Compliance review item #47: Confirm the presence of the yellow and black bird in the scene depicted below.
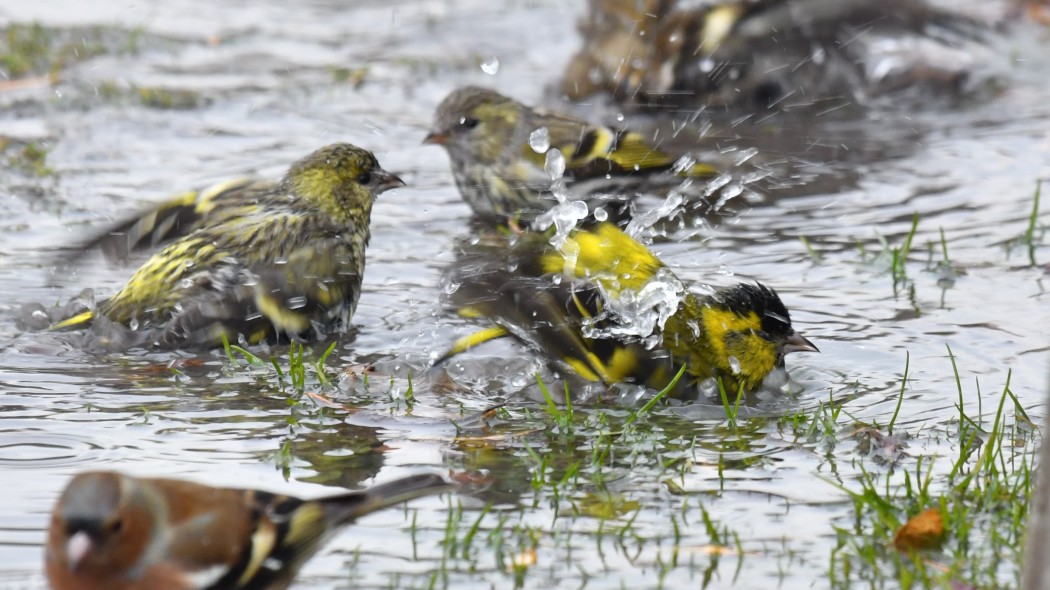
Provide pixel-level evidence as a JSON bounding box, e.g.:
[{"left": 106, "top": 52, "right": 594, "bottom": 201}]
[
  {"left": 46, "top": 470, "right": 451, "bottom": 590},
  {"left": 439, "top": 223, "right": 817, "bottom": 398},
  {"left": 424, "top": 86, "right": 717, "bottom": 224},
  {"left": 50, "top": 143, "right": 403, "bottom": 350}
]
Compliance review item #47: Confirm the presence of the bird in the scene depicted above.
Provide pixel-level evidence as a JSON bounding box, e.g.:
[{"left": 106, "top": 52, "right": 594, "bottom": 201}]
[
  {"left": 48, "top": 143, "right": 404, "bottom": 350},
  {"left": 563, "top": 0, "right": 992, "bottom": 111},
  {"left": 423, "top": 86, "right": 717, "bottom": 224},
  {"left": 45, "top": 470, "right": 451, "bottom": 590},
  {"left": 437, "top": 222, "right": 818, "bottom": 398}
]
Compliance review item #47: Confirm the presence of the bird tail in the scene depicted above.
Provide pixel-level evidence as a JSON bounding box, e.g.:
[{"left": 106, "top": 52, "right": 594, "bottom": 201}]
[
  {"left": 324, "top": 473, "right": 452, "bottom": 524},
  {"left": 49, "top": 309, "right": 95, "bottom": 331}
]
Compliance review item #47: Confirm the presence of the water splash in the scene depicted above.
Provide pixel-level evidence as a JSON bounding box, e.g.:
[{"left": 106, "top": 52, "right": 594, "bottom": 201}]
[{"left": 582, "top": 267, "right": 686, "bottom": 343}]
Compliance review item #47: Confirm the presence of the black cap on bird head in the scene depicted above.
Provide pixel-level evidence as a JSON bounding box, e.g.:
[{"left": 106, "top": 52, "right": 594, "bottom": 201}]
[{"left": 718, "top": 283, "right": 818, "bottom": 354}]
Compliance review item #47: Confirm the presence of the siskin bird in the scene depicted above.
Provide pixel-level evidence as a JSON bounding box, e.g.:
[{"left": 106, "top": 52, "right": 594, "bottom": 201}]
[
  {"left": 438, "top": 222, "right": 818, "bottom": 398},
  {"left": 45, "top": 470, "right": 451, "bottom": 590},
  {"left": 49, "top": 143, "right": 404, "bottom": 350},
  {"left": 423, "top": 86, "right": 717, "bottom": 224},
  {"left": 563, "top": 0, "right": 992, "bottom": 110}
]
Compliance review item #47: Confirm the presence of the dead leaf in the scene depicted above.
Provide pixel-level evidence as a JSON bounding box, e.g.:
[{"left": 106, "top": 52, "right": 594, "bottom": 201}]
[
  {"left": 894, "top": 507, "right": 945, "bottom": 552},
  {"left": 851, "top": 424, "right": 909, "bottom": 465},
  {"left": 447, "top": 469, "right": 494, "bottom": 486},
  {"left": 304, "top": 391, "right": 350, "bottom": 410}
]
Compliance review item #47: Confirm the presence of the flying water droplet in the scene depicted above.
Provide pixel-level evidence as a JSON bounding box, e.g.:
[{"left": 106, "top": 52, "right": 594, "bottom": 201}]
[
  {"left": 728, "top": 356, "right": 742, "bottom": 374},
  {"left": 544, "top": 149, "right": 566, "bottom": 180},
  {"left": 529, "top": 127, "right": 550, "bottom": 153},
  {"left": 733, "top": 147, "right": 759, "bottom": 166},
  {"left": 672, "top": 155, "right": 696, "bottom": 175},
  {"left": 480, "top": 57, "right": 500, "bottom": 75}
]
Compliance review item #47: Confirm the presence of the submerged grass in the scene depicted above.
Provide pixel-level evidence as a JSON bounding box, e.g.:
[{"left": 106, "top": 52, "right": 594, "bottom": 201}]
[
  {"left": 413, "top": 351, "right": 1039, "bottom": 589},
  {"left": 0, "top": 22, "right": 147, "bottom": 79},
  {"left": 826, "top": 353, "right": 1036, "bottom": 589}
]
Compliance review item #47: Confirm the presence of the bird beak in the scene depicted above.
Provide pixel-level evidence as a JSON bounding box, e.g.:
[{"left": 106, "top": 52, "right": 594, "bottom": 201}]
[
  {"left": 783, "top": 331, "right": 819, "bottom": 354},
  {"left": 374, "top": 170, "right": 406, "bottom": 193},
  {"left": 66, "top": 531, "right": 93, "bottom": 572},
  {"left": 423, "top": 131, "right": 447, "bottom": 146}
]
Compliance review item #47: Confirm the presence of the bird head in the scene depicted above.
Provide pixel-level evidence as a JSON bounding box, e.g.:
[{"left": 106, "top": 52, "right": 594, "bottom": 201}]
[
  {"left": 702, "top": 283, "right": 818, "bottom": 393},
  {"left": 47, "top": 471, "right": 153, "bottom": 578},
  {"left": 424, "top": 86, "right": 522, "bottom": 165},
  {"left": 284, "top": 143, "right": 404, "bottom": 224}
]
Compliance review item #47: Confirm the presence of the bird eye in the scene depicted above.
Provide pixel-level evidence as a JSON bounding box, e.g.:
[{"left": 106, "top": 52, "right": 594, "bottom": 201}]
[
  {"left": 108, "top": 519, "right": 124, "bottom": 534},
  {"left": 355, "top": 171, "right": 372, "bottom": 185},
  {"left": 458, "top": 117, "right": 479, "bottom": 130}
]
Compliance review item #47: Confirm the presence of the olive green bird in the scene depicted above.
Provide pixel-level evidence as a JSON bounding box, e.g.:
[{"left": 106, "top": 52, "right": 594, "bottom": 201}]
[
  {"left": 51, "top": 143, "right": 404, "bottom": 350},
  {"left": 424, "top": 86, "right": 717, "bottom": 223},
  {"left": 438, "top": 223, "right": 818, "bottom": 397}
]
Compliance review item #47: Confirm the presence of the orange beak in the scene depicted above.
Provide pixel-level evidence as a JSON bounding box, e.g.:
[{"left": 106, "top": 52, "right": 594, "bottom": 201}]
[{"left": 423, "top": 131, "right": 447, "bottom": 146}]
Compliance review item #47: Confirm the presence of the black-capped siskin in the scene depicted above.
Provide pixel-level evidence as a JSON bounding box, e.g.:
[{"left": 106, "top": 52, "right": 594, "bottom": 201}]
[
  {"left": 424, "top": 86, "right": 717, "bottom": 224},
  {"left": 438, "top": 222, "right": 818, "bottom": 398},
  {"left": 50, "top": 143, "right": 404, "bottom": 350}
]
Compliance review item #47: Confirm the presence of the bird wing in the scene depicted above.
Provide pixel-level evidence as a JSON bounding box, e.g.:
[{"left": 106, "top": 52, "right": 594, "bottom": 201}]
[
  {"left": 61, "top": 177, "right": 273, "bottom": 265},
  {"left": 153, "top": 232, "right": 364, "bottom": 348},
  {"left": 521, "top": 112, "right": 717, "bottom": 180}
]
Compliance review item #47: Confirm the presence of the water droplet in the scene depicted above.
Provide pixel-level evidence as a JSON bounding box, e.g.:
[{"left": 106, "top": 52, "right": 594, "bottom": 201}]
[
  {"left": 480, "top": 57, "right": 500, "bottom": 75},
  {"left": 529, "top": 127, "right": 550, "bottom": 153},
  {"left": 734, "top": 147, "right": 759, "bottom": 166},
  {"left": 728, "top": 356, "right": 742, "bottom": 374},
  {"left": 672, "top": 155, "right": 696, "bottom": 175},
  {"left": 286, "top": 296, "right": 308, "bottom": 310},
  {"left": 544, "top": 150, "right": 566, "bottom": 180}
]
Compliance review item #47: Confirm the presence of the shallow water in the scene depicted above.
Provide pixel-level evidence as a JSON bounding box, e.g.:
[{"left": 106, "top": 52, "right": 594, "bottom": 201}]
[{"left": 0, "top": 1, "right": 1048, "bottom": 588}]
